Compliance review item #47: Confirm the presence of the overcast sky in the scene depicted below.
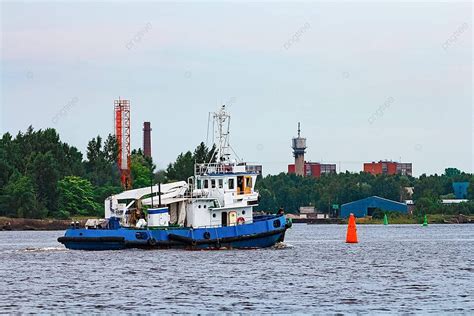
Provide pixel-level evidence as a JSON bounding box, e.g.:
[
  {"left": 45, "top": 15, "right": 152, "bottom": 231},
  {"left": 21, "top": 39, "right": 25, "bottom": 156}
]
[{"left": 1, "top": 1, "right": 472, "bottom": 176}]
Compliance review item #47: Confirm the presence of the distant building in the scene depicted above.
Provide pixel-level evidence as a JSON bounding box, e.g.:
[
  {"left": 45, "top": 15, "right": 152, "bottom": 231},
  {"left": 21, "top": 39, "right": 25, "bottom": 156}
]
[
  {"left": 404, "top": 187, "right": 415, "bottom": 198},
  {"left": 291, "top": 123, "right": 307, "bottom": 176},
  {"left": 143, "top": 122, "right": 152, "bottom": 158},
  {"left": 340, "top": 196, "right": 408, "bottom": 218},
  {"left": 364, "top": 161, "right": 412, "bottom": 176},
  {"left": 452, "top": 182, "right": 469, "bottom": 199},
  {"left": 288, "top": 162, "right": 336, "bottom": 178},
  {"left": 244, "top": 164, "right": 263, "bottom": 176},
  {"left": 288, "top": 122, "right": 336, "bottom": 178},
  {"left": 441, "top": 199, "right": 469, "bottom": 205},
  {"left": 299, "top": 206, "right": 315, "bottom": 214},
  {"left": 405, "top": 200, "right": 415, "bottom": 215}
]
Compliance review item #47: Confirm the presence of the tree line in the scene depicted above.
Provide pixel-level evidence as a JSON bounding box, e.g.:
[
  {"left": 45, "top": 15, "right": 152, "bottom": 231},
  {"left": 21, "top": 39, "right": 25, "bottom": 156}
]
[
  {"left": 0, "top": 127, "right": 472, "bottom": 219},
  {"left": 255, "top": 168, "right": 474, "bottom": 215},
  {"left": 0, "top": 127, "right": 216, "bottom": 219}
]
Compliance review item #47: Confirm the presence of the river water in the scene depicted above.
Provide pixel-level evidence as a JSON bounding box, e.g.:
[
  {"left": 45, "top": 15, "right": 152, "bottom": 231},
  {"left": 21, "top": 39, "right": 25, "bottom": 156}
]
[{"left": 0, "top": 224, "right": 473, "bottom": 314}]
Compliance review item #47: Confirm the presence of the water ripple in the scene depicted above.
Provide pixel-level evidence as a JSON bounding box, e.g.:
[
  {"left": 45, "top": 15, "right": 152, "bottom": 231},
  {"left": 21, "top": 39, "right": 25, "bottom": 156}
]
[{"left": 0, "top": 225, "right": 473, "bottom": 313}]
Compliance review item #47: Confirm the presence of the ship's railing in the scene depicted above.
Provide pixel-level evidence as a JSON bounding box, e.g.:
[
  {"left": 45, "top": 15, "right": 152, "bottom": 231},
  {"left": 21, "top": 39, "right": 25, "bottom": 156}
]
[
  {"left": 195, "top": 163, "right": 235, "bottom": 175},
  {"left": 195, "top": 162, "right": 260, "bottom": 175},
  {"left": 192, "top": 221, "right": 254, "bottom": 229}
]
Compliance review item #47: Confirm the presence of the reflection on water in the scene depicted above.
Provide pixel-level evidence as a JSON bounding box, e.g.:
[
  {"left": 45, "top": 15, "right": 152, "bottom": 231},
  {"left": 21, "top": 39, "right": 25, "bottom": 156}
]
[{"left": 0, "top": 224, "right": 473, "bottom": 314}]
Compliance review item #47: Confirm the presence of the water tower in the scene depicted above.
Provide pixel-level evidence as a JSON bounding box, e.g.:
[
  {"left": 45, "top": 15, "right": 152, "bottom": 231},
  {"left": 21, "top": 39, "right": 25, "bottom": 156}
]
[{"left": 292, "top": 122, "right": 306, "bottom": 176}]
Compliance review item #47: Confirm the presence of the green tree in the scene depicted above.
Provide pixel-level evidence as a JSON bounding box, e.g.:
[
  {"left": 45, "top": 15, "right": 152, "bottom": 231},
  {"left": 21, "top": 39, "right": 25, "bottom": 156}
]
[
  {"left": 131, "top": 152, "right": 155, "bottom": 189},
  {"left": 57, "top": 176, "right": 101, "bottom": 218},
  {"left": 166, "top": 151, "right": 194, "bottom": 182},
  {"left": 26, "top": 151, "right": 61, "bottom": 213},
  {"left": 0, "top": 173, "right": 46, "bottom": 218},
  {"left": 444, "top": 168, "right": 461, "bottom": 178},
  {"left": 85, "top": 135, "right": 120, "bottom": 188},
  {"left": 193, "top": 142, "right": 217, "bottom": 164},
  {"left": 166, "top": 143, "right": 217, "bottom": 182}
]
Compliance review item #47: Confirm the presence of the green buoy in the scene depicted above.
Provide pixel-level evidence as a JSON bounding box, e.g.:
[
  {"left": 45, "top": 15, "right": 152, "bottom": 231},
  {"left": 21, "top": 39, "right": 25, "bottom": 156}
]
[
  {"left": 383, "top": 213, "right": 389, "bottom": 225},
  {"left": 422, "top": 215, "right": 428, "bottom": 227}
]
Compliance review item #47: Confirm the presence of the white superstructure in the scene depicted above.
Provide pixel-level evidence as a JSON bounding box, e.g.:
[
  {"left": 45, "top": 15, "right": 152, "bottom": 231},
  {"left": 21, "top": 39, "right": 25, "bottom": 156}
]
[{"left": 104, "top": 105, "right": 260, "bottom": 229}]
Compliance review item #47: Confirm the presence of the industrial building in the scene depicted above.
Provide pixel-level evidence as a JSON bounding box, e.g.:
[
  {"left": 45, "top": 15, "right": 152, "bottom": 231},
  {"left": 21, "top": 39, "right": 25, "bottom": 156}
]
[
  {"left": 244, "top": 163, "right": 263, "bottom": 176},
  {"left": 364, "top": 161, "right": 413, "bottom": 176},
  {"left": 340, "top": 196, "right": 408, "bottom": 218},
  {"left": 288, "top": 162, "right": 336, "bottom": 178},
  {"left": 288, "top": 123, "right": 336, "bottom": 178},
  {"left": 452, "top": 182, "right": 469, "bottom": 199}
]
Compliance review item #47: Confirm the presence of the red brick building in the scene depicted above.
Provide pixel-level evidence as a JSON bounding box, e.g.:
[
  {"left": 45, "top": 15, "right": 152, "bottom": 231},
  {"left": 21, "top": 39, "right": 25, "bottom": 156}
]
[
  {"left": 288, "top": 162, "right": 336, "bottom": 178},
  {"left": 364, "top": 161, "right": 412, "bottom": 176}
]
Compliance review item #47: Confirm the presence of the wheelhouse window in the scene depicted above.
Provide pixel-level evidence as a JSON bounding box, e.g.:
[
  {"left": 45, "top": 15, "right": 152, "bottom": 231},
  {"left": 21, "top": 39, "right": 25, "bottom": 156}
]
[
  {"left": 211, "top": 179, "right": 216, "bottom": 188},
  {"left": 246, "top": 177, "right": 253, "bottom": 188},
  {"left": 204, "top": 179, "right": 209, "bottom": 189},
  {"left": 228, "top": 178, "right": 235, "bottom": 190},
  {"left": 197, "top": 180, "right": 202, "bottom": 189},
  {"left": 218, "top": 179, "right": 223, "bottom": 189}
]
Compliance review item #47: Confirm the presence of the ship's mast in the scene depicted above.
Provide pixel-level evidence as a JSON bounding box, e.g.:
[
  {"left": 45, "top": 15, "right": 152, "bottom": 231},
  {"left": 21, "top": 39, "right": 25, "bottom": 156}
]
[{"left": 213, "top": 105, "right": 231, "bottom": 162}]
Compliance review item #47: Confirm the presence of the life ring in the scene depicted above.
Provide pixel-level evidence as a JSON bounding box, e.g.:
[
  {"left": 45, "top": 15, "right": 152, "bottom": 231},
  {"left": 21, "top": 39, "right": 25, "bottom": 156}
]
[
  {"left": 237, "top": 217, "right": 246, "bottom": 225},
  {"left": 203, "top": 231, "right": 211, "bottom": 240}
]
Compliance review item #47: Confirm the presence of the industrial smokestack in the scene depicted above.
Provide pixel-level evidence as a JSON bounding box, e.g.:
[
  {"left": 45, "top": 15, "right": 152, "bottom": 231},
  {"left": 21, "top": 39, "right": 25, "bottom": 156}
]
[{"left": 143, "top": 122, "right": 152, "bottom": 158}]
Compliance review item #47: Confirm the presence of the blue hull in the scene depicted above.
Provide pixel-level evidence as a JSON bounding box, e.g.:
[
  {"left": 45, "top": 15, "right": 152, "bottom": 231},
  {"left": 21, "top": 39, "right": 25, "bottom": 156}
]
[{"left": 58, "top": 215, "right": 291, "bottom": 251}]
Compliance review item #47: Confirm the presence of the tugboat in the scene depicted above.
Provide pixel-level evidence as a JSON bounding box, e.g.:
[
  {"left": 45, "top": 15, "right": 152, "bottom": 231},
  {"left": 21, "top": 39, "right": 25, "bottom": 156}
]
[{"left": 58, "top": 105, "right": 291, "bottom": 250}]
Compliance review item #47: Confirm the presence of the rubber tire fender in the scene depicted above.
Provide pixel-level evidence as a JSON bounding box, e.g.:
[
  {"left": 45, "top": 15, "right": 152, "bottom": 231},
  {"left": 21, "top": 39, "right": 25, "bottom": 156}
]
[{"left": 148, "top": 238, "right": 157, "bottom": 247}]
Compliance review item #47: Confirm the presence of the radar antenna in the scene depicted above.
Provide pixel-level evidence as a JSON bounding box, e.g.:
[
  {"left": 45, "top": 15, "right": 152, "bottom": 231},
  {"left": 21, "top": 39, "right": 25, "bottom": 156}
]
[{"left": 207, "top": 105, "right": 239, "bottom": 163}]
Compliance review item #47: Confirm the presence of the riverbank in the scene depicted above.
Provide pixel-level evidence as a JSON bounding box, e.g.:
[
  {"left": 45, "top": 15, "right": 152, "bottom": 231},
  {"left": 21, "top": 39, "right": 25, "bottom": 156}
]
[
  {"left": 0, "top": 217, "right": 87, "bottom": 231},
  {"left": 294, "top": 214, "right": 473, "bottom": 225},
  {"left": 354, "top": 214, "right": 473, "bottom": 225},
  {"left": 1, "top": 214, "right": 472, "bottom": 231}
]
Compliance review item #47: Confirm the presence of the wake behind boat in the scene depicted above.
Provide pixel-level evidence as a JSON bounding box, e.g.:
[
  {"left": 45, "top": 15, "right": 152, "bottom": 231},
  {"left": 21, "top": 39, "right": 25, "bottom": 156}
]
[{"left": 58, "top": 105, "right": 291, "bottom": 250}]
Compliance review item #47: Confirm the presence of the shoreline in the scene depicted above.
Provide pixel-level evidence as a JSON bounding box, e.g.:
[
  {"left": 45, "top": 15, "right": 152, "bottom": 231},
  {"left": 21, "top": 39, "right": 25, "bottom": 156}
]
[
  {"left": 302, "top": 214, "right": 473, "bottom": 225},
  {"left": 0, "top": 217, "right": 87, "bottom": 231},
  {"left": 1, "top": 214, "right": 472, "bottom": 231}
]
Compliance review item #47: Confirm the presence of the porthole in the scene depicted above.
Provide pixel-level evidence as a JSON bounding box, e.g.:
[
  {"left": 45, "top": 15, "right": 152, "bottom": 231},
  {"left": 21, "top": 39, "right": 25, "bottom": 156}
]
[
  {"left": 204, "top": 205, "right": 207, "bottom": 209},
  {"left": 198, "top": 205, "right": 201, "bottom": 209},
  {"left": 212, "top": 213, "right": 216, "bottom": 218},
  {"left": 242, "top": 210, "right": 246, "bottom": 215}
]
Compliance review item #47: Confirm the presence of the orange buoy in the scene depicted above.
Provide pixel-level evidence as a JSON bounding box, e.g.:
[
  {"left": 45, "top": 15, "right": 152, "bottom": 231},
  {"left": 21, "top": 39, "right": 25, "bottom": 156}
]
[{"left": 346, "top": 213, "right": 358, "bottom": 243}]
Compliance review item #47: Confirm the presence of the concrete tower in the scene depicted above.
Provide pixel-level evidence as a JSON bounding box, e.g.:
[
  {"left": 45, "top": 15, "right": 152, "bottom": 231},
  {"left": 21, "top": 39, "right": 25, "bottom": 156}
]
[
  {"left": 143, "top": 122, "right": 152, "bottom": 158},
  {"left": 292, "top": 123, "right": 307, "bottom": 176}
]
